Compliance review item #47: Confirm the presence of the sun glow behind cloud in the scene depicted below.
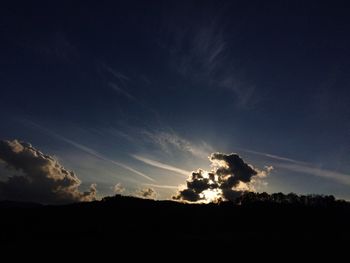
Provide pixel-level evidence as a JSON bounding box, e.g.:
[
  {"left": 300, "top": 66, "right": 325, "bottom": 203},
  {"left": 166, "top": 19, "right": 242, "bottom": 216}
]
[
  {"left": 194, "top": 170, "right": 222, "bottom": 203},
  {"left": 200, "top": 189, "right": 222, "bottom": 203},
  {"left": 174, "top": 153, "right": 273, "bottom": 203}
]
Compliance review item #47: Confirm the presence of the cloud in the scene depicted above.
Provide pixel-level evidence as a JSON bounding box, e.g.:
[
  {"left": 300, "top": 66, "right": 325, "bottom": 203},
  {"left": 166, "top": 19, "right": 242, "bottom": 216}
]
[
  {"left": 169, "top": 21, "right": 226, "bottom": 77},
  {"left": 108, "top": 82, "right": 136, "bottom": 101},
  {"left": 137, "top": 188, "right": 157, "bottom": 199},
  {"left": 210, "top": 153, "right": 258, "bottom": 184},
  {"left": 174, "top": 152, "right": 272, "bottom": 203},
  {"left": 175, "top": 188, "right": 201, "bottom": 202},
  {"left": 21, "top": 121, "right": 156, "bottom": 182},
  {"left": 165, "top": 18, "right": 258, "bottom": 108},
  {"left": 241, "top": 148, "right": 306, "bottom": 164},
  {"left": 241, "top": 148, "right": 350, "bottom": 186},
  {"left": 143, "top": 183, "right": 179, "bottom": 189},
  {"left": 0, "top": 139, "right": 96, "bottom": 204},
  {"left": 103, "top": 64, "right": 129, "bottom": 81},
  {"left": 104, "top": 65, "right": 132, "bottom": 100},
  {"left": 217, "top": 76, "right": 257, "bottom": 109},
  {"left": 114, "top": 183, "right": 125, "bottom": 194},
  {"left": 143, "top": 131, "right": 212, "bottom": 159},
  {"left": 132, "top": 155, "right": 190, "bottom": 177},
  {"left": 277, "top": 163, "right": 350, "bottom": 186},
  {"left": 55, "top": 133, "right": 156, "bottom": 182}
]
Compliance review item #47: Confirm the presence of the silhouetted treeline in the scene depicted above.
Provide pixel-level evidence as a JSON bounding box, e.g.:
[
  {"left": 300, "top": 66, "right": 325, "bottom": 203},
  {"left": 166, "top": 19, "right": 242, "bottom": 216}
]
[
  {"left": 234, "top": 192, "right": 345, "bottom": 207},
  {"left": 101, "top": 192, "right": 347, "bottom": 208},
  {"left": 1, "top": 193, "right": 350, "bottom": 255}
]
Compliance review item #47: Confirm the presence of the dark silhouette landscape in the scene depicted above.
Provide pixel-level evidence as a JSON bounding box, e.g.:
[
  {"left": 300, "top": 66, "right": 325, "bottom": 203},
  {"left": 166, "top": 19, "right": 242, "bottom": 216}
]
[
  {"left": 2, "top": 1, "right": 350, "bottom": 258},
  {"left": 2, "top": 192, "right": 350, "bottom": 252}
]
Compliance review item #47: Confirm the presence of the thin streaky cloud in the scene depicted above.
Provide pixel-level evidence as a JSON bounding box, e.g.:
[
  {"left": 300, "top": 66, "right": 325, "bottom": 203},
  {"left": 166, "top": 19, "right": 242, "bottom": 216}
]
[
  {"left": 108, "top": 82, "right": 136, "bottom": 101},
  {"left": 240, "top": 148, "right": 306, "bottom": 164},
  {"left": 102, "top": 63, "right": 163, "bottom": 124},
  {"left": 132, "top": 155, "right": 190, "bottom": 177},
  {"left": 142, "top": 130, "right": 212, "bottom": 159},
  {"left": 241, "top": 147, "right": 350, "bottom": 186},
  {"left": 103, "top": 64, "right": 129, "bottom": 80},
  {"left": 277, "top": 163, "right": 350, "bottom": 186},
  {"left": 103, "top": 64, "right": 137, "bottom": 101},
  {"left": 21, "top": 120, "right": 155, "bottom": 182},
  {"left": 97, "top": 127, "right": 135, "bottom": 143},
  {"left": 143, "top": 183, "right": 179, "bottom": 189},
  {"left": 208, "top": 41, "right": 225, "bottom": 65},
  {"left": 190, "top": 25, "right": 226, "bottom": 73},
  {"left": 57, "top": 138, "right": 155, "bottom": 182},
  {"left": 167, "top": 20, "right": 257, "bottom": 108}
]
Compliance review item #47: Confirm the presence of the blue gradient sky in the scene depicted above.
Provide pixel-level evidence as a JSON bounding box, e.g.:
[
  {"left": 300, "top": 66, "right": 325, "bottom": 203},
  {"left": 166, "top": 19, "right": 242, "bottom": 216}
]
[{"left": 1, "top": 1, "right": 350, "bottom": 200}]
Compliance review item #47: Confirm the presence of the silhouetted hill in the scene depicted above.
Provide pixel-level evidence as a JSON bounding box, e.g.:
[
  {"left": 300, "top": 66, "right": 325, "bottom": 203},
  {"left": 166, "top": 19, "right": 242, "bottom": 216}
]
[
  {"left": 1, "top": 193, "right": 350, "bottom": 255},
  {"left": 0, "top": 200, "right": 43, "bottom": 208}
]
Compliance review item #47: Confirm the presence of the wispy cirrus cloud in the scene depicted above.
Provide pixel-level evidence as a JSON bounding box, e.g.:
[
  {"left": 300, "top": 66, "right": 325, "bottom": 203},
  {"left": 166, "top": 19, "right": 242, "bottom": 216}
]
[
  {"left": 49, "top": 134, "right": 155, "bottom": 182},
  {"left": 104, "top": 64, "right": 129, "bottom": 81},
  {"left": 94, "top": 127, "right": 136, "bottom": 143},
  {"left": 243, "top": 148, "right": 350, "bottom": 186},
  {"left": 68, "top": 144, "right": 155, "bottom": 183},
  {"left": 164, "top": 17, "right": 258, "bottom": 108},
  {"left": 102, "top": 64, "right": 137, "bottom": 101},
  {"left": 278, "top": 163, "right": 350, "bottom": 186},
  {"left": 142, "top": 130, "right": 213, "bottom": 159},
  {"left": 22, "top": 121, "right": 155, "bottom": 182},
  {"left": 176, "top": 25, "right": 227, "bottom": 76},
  {"left": 100, "top": 63, "right": 162, "bottom": 125},
  {"left": 241, "top": 148, "right": 306, "bottom": 164},
  {"left": 108, "top": 82, "right": 136, "bottom": 101},
  {"left": 143, "top": 183, "right": 179, "bottom": 189},
  {"left": 132, "top": 155, "right": 190, "bottom": 177}
]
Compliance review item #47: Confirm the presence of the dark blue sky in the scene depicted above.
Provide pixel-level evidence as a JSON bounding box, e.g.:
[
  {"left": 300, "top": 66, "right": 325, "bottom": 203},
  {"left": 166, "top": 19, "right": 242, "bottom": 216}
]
[{"left": 1, "top": 1, "right": 350, "bottom": 200}]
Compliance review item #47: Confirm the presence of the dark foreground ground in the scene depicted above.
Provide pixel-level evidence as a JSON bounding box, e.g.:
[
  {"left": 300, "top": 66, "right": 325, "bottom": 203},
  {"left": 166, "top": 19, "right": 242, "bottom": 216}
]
[{"left": 1, "top": 194, "right": 350, "bottom": 256}]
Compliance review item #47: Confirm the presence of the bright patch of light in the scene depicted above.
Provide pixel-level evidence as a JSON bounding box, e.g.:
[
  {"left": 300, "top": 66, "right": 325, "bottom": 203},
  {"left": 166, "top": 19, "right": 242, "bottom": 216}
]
[
  {"left": 210, "top": 159, "right": 229, "bottom": 169},
  {"left": 201, "top": 171, "right": 210, "bottom": 179},
  {"left": 200, "top": 189, "right": 222, "bottom": 203},
  {"left": 235, "top": 181, "right": 253, "bottom": 191}
]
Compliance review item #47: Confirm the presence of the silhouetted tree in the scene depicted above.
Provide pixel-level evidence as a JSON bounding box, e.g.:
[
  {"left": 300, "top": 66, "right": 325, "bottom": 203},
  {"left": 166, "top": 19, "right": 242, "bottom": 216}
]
[{"left": 236, "top": 192, "right": 340, "bottom": 208}]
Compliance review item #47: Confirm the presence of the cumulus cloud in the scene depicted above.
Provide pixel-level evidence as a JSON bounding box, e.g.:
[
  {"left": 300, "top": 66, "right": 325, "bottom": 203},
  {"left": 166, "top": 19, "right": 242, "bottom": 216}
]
[
  {"left": 137, "top": 188, "right": 157, "bottom": 199},
  {"left": 0, "top": 139, "right": 97, "bottom": 204},
  {"left": 173, "top": 152, "right": 272, "bottom": 203},
  {"left": 114, "top": 183, "right": 125, "bottom": 194}
]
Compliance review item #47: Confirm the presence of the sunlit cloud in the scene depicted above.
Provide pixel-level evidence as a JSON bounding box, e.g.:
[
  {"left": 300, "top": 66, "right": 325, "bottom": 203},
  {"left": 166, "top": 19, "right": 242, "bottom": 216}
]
[
  {"left": 143, "top": 183, "right": 179, "bottom": 189},
  {"left": 113, "top": 183, "right": 125, "bottom": 194},
  {"left": 137, "top": 187, "right": 157, "bottom": 199},
  {"left": 0, "top": 139, "right": 96, "bottom": 204},
  {"left": 174, "top": 152, "right": 272, "bottom": 203}
]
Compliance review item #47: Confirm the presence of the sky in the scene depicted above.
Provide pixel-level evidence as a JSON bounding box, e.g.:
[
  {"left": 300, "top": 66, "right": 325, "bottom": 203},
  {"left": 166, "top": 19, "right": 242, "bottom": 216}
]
[{"left": 1, "top": 0, "right": 350, "bottom": 203}]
